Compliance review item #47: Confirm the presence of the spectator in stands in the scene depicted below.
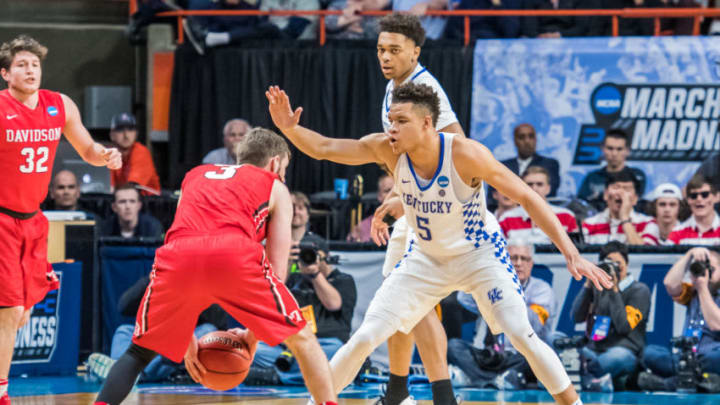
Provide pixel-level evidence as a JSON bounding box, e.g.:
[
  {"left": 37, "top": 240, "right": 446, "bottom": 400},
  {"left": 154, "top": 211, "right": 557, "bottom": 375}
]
[
  {"left": 109, "top": 113, "right": 161, "bottom": 196},
  {"left": 347, "top": 174, "right": 394, "bottom": 243},
  {"left": 100, "top": 184, "right": 164, "bottom": 239},
  {"left": 647, "top": 183, "right": 684, "bottom": 245},
  {"left": 582, "top": 171, "right": 659, "bottom": 246},
  {"left": 202, "top": 118, "right": 251, "bottom": 165},
  {"left": 697, "top": 152, "right": 720, "bottom": 193},
  {"left": 326, "top": 0, "right": 380, "bottom": 39},
  {"left": 499, "top": 166, "right": 578, "bottom": 244},
  {"left": 288, "top": 191, "right": 327, "bottom": 274},
  {"left": 493, "top": 189, "right": 518, "bottom": 219},
  {"left": 571, "top": 241, "right": 650, "bottom": 392},
  {"left": 639, "top": 247, "right": 720, "bottom": 391},
  {"left": 668, "top": 174, "right": 720, "bottom": 245},
  {"left": 86, "top": 275, "right": 226, "bottom": 382},
  {"left": 500, "top": 124, "right": 560, "bottom": 197},
  {"left": 182, "top": 0, "right": 264, "bottom": 55},
  {"left": 447, "top": 239, "right": 556, "bottom": 388},
  {"left": 46, "top": 170, "right": 81, "bottom": 211},
  {"left": 577, "top": 129, "right": 646, "bottom": 211},
  {"left": 445, "top": 0, "right": 522, "bottom": 40},
  {"left": 260, "top": 0, "right": 321, "bottom": 40},
  {"left": 248, "top": 238, "right": 357, "bottom": 385},
  {"left": 391, "top": 0, "right": 454, "bottom": 40}
]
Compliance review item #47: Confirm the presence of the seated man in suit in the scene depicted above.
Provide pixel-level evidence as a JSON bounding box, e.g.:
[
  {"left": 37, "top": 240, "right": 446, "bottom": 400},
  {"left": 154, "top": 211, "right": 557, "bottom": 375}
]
[{"left": 500, "top": 123, "right": 560, "bottom": 197}]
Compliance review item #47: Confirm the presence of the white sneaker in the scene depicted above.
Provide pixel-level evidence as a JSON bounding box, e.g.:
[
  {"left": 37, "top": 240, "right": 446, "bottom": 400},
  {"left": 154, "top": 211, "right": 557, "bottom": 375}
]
[
  {"left": 373, "top": 395, "right": 417, "bottom": 405},
  {"left": 87, "top": 353, "right": 115, "bottom": 381}
]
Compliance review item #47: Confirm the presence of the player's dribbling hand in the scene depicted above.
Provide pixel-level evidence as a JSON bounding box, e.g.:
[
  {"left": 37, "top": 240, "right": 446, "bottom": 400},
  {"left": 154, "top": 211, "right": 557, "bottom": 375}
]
[
  {"left": 102, "top": 147, "right": 122, "bottom": 170},
  {"left": 266, "top": 86, "right": 303, "bottom": 132},
  {"left": 567, "top": 254, "right": 613, "bottom": 290},
  {"left": 184, "top": 335, "right": 207, "bottom": 384},
  {"left": 228, "top": 328, "right": 259, "bottom": 359}
]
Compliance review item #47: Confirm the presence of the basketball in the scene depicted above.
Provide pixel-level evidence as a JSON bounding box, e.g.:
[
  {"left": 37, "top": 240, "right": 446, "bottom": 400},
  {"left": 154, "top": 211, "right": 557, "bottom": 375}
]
[{"left": 197, "top": 331, "right": 253, "bottom": 391}]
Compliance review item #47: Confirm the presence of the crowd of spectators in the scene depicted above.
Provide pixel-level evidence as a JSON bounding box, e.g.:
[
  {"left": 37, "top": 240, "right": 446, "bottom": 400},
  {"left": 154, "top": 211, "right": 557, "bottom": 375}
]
[{"left": 131, "top": 0, "right": 719, "bottom": 54}]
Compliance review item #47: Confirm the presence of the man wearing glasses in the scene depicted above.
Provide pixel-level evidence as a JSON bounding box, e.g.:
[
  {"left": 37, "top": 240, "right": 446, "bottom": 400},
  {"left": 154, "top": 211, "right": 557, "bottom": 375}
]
[{"left": 668, "top": 174, "right": 720, "bottom": 245}]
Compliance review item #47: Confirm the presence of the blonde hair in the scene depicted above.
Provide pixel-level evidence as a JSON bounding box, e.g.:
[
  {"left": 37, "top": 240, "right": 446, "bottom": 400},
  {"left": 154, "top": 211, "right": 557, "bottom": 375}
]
[{"left": 235, "top": 127, "right": 291, "bottom": 166}]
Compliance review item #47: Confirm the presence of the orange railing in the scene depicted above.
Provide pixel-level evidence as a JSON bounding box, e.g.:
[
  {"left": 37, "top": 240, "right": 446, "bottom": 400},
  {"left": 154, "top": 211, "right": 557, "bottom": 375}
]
[{"left": 143, "top": 7, "right": 720, "bottom": 46}]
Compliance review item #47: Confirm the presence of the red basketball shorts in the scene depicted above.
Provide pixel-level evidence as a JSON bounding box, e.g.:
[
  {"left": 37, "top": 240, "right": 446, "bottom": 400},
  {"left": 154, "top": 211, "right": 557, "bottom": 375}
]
[
  {"left": 0, "top": 211, "right": 59, "bottom": 309},
  {"left": 132, "top": 234, "right": 306, "bottom": 362}
]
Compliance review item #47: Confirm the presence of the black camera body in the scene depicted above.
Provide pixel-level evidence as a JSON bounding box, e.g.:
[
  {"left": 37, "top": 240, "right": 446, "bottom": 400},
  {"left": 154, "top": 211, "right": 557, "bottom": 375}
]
[
  {"left": 688, "top": 257, "right": 714, "bottom": 278},
  {"left": 671, "top": 336, "right": 701, "bottom": 392},
  {"left": 598, "top": 260, "right": 621, "bottom": 277},
  {"left": 298, "top": 241, "right": 340, "bottom": 266}
]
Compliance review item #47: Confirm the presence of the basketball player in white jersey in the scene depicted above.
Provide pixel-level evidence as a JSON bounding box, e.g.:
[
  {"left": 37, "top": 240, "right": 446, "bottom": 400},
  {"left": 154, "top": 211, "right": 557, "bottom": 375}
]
[
  {"left": 376, "top": 13, "right": 463, "bottom": 405},
  {"left": 266, "top": 83, "right": 611, "bottom": 405}
]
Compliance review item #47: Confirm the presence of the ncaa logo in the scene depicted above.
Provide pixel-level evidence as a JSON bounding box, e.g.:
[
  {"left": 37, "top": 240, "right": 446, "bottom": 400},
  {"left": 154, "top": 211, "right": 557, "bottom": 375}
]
[
  {"left": 592, "top": 85, "right": 621, "bottom": 115},
  {"left": 47, "top": 106, "right": 58, "bottom": 116},
  {"left": 437, "top": 175, "right": 449, "bottom": 188}
]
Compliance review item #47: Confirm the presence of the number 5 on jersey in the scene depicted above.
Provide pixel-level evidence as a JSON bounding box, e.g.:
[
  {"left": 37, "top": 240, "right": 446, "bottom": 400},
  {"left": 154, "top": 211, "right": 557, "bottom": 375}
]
[
  {"left": 19, "top": 146, "right": 49, "bottom": 173},
  {"left": 416, "top": 216, "right": 432, "bottom": 241}
]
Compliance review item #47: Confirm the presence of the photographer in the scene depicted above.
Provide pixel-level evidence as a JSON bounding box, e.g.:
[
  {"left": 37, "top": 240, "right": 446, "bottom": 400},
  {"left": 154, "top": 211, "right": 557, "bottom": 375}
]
[
  {"left": 571, "top": 241, "right": 650, "bottom": 391},
  {"left": 247, "top": 194, "right": 357, "bottom": 384},
  {"left": 639, "top": 248, "right": 720, "bottom": 390}
]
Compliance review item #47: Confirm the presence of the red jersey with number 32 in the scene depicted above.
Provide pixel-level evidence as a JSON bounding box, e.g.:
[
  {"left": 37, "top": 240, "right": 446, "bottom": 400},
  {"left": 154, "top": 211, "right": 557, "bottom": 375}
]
[
  {"left": 0, "top": 89, "right": 65, "bottom": 213},
  {"left": 166, "top": 164, "right": 279, "bottom": 244}
]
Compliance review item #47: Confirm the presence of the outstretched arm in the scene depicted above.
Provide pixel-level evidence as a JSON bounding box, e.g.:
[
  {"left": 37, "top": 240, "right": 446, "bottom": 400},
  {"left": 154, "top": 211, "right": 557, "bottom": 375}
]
[
  {"left": 455, "top": 138, "right": 612, "bottom": 290},
  {"left": 266, "top": 86, "right": 393, "bottom": 167},
  {"left": 61, "top": 94, "right": 122, "bottom": 169}
]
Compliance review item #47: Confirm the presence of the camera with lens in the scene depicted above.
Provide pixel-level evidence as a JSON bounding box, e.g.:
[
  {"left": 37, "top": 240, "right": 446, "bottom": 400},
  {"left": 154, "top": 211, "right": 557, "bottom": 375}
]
[
  {"left": 688, "top": 257, "right": 714, "bottom": 278},
  {"left": 597, "top": 259, "right": 621, "bottom": 278},
  {"left": 275, "top": 350, "right": 295, "bottom": 372},
  {"left": 671, "top": 336, "right": 701, "bottom": 392},
  {"left": 297, "top": 241, "right": 340, "bottom": 266},
  {"left": 474, "top": 347, "right": 505, "bottom": 369}
]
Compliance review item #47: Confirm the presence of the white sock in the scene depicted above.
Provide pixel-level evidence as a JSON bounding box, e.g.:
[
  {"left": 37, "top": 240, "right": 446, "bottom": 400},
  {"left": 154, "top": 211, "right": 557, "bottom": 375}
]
[
  {"left": 205, "top": 32, "right": 230, "bottom": 47},
  {"left": 0, "top": 378, "right": 8, "bottom": 397}
]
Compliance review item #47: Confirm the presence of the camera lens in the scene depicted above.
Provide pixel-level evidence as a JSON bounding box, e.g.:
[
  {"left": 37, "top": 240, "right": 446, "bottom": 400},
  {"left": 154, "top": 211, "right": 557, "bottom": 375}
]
[{"left": 298, "top": 248, "right": 317, "bottom": 265}]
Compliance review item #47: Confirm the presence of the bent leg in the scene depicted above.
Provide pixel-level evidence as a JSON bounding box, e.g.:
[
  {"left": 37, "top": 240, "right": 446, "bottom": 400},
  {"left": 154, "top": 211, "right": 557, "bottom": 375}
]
[
  {"left": 95, "top": 343, "right": 158, "bottom": 405},
  {"left": 284, "top": 325, "right": 336, "bottom": 403},
  {"left": 493, "top": 304, "right": 576, "bottom": 405}
]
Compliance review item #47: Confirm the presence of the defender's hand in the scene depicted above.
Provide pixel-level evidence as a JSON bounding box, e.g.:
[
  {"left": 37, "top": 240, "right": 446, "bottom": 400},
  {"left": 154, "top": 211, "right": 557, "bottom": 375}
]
[
  {"left": 102, "top": 147, "right": 122, "bottom": 170},
  {"left": 266, "top": 86, "right": 303, "bottom": 132},
  {"left": 371, "top": 196, "right": 403, "bottom": 246},
  {"left": 567, "top": 254, "right": 613, "bottom": 290}
]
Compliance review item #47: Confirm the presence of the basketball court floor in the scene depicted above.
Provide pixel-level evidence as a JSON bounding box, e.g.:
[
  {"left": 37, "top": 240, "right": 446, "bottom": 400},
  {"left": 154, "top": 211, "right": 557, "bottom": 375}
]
[{"left": 7, "top": 376, "right": 720, "bottom": 404}]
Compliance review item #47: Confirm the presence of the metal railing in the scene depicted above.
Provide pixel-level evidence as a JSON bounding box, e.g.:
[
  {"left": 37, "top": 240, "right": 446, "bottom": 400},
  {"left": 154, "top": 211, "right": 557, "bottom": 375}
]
[{"left": 146, "top": 7, "right": 720, "bottom": 46}]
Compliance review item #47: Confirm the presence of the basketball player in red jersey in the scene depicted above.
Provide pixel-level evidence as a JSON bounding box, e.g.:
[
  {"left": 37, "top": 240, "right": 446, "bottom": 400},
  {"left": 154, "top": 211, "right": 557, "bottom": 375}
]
[
  {"left": 0, "top": 35, "right": 122, "bottom": 404},
  {"left": 94, "top": 128, "right": 338, "bottom": 405}
]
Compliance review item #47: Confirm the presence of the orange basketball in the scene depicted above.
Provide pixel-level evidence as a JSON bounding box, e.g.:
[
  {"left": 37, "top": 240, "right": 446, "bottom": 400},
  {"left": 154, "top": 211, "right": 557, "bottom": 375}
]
[{"left": 197, "top": 331, "right": 252, "bottom": 391}]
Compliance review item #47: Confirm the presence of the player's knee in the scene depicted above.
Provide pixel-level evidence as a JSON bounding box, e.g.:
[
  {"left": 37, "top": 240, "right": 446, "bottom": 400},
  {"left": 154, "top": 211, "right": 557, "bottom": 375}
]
[
  {"left": 347, "top": 327, "right": 381, "bottom": 359},
  {"left": 127, "top": 343, "right": 158, "bottom": 365}
]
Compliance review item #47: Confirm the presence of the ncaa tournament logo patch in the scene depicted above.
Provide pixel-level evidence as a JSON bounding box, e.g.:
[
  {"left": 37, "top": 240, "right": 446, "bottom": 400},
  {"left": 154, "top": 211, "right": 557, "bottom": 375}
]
[
  {"left": 437, "top": 176, "right": 449, "bottom": 188},
  {"left": 47, "top": 106, "right": 58, "bottom": 116}
]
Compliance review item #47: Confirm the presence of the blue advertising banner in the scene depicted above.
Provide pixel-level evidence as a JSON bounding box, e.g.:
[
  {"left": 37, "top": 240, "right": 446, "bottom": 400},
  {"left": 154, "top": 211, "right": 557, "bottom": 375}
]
[
  {"left": 471, "top": 37, "right": 720, "bottom": 197},
  {"left": 11, "top": 262, "right": 82, "bottom": 376}
]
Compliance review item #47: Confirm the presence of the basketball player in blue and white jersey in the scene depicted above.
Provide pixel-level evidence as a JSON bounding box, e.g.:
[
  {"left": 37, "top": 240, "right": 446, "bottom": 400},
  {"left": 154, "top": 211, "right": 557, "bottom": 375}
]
[
  {"left": 376, "top": 14, "right": 464, "bottom": 405},
  {"left": 266, "top": 83, "right": 611, "bottom": 405}
]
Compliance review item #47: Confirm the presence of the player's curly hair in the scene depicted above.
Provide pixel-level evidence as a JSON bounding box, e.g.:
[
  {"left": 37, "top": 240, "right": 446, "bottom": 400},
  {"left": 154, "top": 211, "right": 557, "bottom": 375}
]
[
  {"left": 236, "top": 127, "right": 291, "bottom": 167},
  {"left": 391, "top": 83, "right": 440, "bottom": 127},
  {"left": 0, "top": 35, "right": 48, "bottom": 71},
  {"left": 378, "top": 14, "right": 426, "bottom": 47}
]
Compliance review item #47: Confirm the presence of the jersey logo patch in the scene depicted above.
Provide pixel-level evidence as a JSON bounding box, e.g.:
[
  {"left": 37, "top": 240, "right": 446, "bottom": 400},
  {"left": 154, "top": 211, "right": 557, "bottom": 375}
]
[
  {"left": 438, "top": 175, "right": 449, "bottom": 188},
  {"left": 6, "top": 114, "right": 17, "bottom": 120},
  {"left": 47, "top": 106, "right": 58, "bottom": 116},
  {"left": 488, "top": 287, "right": 503, "bottom": 304}
]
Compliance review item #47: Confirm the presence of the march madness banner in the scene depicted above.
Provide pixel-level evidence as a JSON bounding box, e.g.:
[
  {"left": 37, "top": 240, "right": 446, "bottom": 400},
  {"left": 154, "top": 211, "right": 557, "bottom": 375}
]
[{"left": 471, "top": 36, "right": 720, "bottom": 197}]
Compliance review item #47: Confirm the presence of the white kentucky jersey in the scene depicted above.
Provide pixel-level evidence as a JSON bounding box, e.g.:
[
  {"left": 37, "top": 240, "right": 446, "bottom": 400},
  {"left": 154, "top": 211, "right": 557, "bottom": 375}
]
[
  {"left": 393, "top": 132, "right": 503, "bottom": 258},
  {"left": 382, "top": 64, "right": 459, "bottom": 132}
]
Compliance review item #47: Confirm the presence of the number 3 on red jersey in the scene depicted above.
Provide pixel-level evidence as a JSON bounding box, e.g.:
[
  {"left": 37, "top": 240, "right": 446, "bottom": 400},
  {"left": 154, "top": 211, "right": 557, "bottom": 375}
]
[
  {"left": 204, "top": 165, "right": 241, "bottom": 180},
  {"left": 19, "top": 146, "right": 49, "bottom": 173}
]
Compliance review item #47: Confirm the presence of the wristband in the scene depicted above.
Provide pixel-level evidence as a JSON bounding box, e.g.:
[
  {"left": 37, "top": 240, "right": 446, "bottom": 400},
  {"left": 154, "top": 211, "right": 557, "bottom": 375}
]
[
  {"left": 307, "top": 271, "right": 321, "bottom": 280},
  {"left": 619, "top": 219, "right": 631, "bottom": 225}
]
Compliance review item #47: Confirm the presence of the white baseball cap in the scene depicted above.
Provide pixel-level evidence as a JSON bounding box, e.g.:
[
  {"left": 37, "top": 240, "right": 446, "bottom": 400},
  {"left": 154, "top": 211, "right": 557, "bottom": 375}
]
[{"left": 648, "top": 183, "right": 683, "bottom": 201}]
